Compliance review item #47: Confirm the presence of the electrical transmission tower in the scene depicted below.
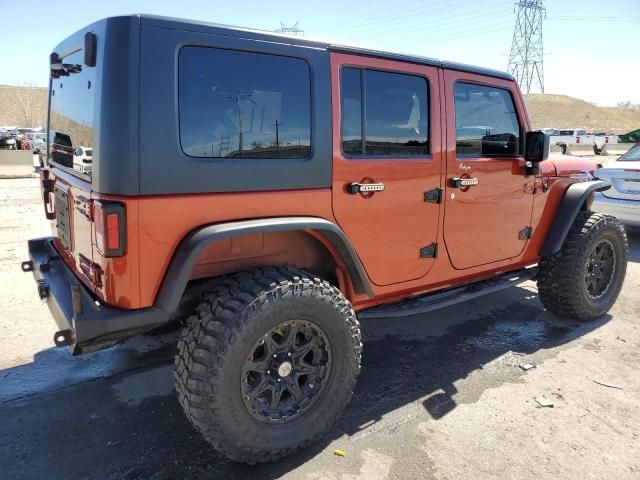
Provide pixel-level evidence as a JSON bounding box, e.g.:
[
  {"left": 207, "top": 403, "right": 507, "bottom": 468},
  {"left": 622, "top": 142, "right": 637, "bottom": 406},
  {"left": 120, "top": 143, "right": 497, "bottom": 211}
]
[
  {"left": 275, "top": 21, "right": 304, "bottom": 37},
  {"left": 507, "top": 0, "right": 546, "bottom": 94}
]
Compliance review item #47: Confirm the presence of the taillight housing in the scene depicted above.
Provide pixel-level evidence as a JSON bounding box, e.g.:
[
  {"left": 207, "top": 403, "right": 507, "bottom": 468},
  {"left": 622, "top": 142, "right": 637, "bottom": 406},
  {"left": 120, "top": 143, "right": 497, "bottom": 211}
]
[
  {"left": 94, "top": 201, "right": 126, "bottom": 257},
  {"left": 576, "top": 136, "right": 580, "bottom": 144}
]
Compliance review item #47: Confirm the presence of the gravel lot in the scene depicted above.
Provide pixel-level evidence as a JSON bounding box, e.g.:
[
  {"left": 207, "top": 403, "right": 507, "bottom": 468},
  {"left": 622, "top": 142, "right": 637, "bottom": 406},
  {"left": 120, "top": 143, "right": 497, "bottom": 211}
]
[{"left": 0, "top": 177, "right": 639, "bottom": 480}]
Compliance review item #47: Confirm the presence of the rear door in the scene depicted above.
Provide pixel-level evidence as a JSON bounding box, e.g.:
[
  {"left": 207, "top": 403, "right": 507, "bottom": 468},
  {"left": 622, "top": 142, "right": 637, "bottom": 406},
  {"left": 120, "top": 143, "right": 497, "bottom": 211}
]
[
  {"left": 330, "top": 52, "right": 443, "bottom": 286},
  {"left": 47, "top": 44, "right": 98, "bottom": 291},
  {"left": 442, "top": 71, "right": 534, "bottom": 269}
]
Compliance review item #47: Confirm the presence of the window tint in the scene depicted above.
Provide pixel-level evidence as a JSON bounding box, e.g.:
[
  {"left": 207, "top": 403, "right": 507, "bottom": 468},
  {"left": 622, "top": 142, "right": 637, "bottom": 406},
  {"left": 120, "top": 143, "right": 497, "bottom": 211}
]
[
  {"left": 454, "top": 82, "right": 521, "bottom": 157},
  {"left": 179, "top": 47, "right": 311, "bottom": 159},
  {"left": 341, "top": 67, "right": 428, "bottom": 156}
]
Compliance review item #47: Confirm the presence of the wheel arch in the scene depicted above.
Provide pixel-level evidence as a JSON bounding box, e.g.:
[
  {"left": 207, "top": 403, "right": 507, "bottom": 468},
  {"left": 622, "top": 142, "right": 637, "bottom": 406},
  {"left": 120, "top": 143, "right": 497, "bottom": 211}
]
[
  {"left": 153, "top": 217, "right": 375, "bottom": 315},
  {"left": 540, "top": 180, "right": 612, "bottom": 257}
]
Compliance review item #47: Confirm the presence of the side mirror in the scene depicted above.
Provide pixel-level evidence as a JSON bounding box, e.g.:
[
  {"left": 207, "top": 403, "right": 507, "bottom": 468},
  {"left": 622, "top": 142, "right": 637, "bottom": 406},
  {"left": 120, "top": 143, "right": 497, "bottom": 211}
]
[{"left": 524, "top": 131, "right": 550, "bottom": 175}]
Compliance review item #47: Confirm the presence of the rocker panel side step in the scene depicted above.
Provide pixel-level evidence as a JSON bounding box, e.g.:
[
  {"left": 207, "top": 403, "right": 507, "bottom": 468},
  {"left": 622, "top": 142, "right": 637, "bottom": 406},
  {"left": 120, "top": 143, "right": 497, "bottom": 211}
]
[{"left": 358, "top": 267, "right": 538, "bottom": 319}]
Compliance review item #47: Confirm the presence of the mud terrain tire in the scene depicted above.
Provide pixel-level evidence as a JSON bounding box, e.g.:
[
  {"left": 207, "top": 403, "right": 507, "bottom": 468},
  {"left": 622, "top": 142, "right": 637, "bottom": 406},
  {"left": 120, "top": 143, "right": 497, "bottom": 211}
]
[
  {"left": 174, "top": 267, "right": 361, "bottom": 464},
  {"left": 538, "top": 211, "right": 627, "bottom": 321}
]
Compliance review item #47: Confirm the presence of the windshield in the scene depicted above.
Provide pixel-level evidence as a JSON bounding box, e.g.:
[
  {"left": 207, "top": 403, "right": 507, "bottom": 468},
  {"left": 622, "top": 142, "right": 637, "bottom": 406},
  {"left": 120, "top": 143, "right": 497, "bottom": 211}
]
[
  {"left": 618, "top": 145, "right": 640, "bottom": 161},
  {"left": 48, "top": 47, "right": 95, "bottom": 180}
]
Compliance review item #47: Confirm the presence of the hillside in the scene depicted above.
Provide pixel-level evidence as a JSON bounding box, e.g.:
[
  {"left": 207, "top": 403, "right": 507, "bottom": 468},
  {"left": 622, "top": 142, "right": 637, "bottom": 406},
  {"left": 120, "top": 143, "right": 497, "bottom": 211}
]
[
  {"left": 524, "top": 94, "right": 640, "bottom": 134},
  {"left": 1, "top": 85, "right": 638, "bottom": 134},
  {"left": 0, "top": 85, "right": 47, "bottom": 128}
]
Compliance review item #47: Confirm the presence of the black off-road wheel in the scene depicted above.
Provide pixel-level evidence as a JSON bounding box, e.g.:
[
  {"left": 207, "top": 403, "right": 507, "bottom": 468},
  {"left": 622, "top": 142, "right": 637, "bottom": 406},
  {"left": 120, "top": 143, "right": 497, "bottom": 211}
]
[
  {"left": 537, "top": 211, "right": 628, "bottom": 321},
  {"left": 174, "top": 267, "right": 362, "bottom": 464}
]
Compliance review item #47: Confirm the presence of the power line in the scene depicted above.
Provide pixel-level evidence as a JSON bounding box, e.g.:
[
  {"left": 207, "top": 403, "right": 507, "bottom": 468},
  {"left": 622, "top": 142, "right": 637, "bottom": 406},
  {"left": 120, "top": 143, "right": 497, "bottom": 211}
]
[
  {"left": 507, "top": 0, "right": 546, "bottom": 94},
  {"left": 309, "top": 0, "right": 511, "bottom": 33}
]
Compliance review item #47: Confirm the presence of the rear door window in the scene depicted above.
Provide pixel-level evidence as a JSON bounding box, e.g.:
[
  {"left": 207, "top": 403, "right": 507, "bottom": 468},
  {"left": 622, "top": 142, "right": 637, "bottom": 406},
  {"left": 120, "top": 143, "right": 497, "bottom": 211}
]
[
  {"left": 179, "top": 47, "right": 311, "bottom": 159},
  {"left": 341, "top": 67, "right": 429, "bottom": 156},
  {"left": 454, "top": 82, "right": 521, "bottom": 157}
]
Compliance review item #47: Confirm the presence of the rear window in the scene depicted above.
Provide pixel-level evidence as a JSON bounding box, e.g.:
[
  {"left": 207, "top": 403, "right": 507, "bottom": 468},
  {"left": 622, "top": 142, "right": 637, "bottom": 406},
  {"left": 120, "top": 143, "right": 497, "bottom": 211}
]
[
  {"left": 454, "top": 82, "right": 521, "bottom": 157},
  {"left": 48, "top": 48, "right": 95, "bottom": 179},
  {"left": 178, "top": 47, "right": 311, "bottom": 159}
]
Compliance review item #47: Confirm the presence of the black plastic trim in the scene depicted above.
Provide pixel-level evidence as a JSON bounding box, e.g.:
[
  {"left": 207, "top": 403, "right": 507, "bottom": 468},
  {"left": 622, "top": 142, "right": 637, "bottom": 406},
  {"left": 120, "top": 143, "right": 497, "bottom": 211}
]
[
  {"left": 155, "top": 217, "right": 374, "bottom": 314},
  {"left": 25, "top": 218, "right": 373, "bottom": 354},
  {"left": 359, "top": 267, "right": 537, "bottom": 319},
  {"left": 540, "top": 180, "right": 612, "bottom": 257},
  {"left": 26, "top": 238, "right": 165, "bottom": 354}
]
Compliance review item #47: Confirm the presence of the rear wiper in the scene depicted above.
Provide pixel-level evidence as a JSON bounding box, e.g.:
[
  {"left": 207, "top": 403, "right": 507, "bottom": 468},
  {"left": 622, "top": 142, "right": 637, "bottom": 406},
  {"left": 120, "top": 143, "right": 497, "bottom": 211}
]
[{"left": 50, "top": 52, "right": 82, "bottom": 79}]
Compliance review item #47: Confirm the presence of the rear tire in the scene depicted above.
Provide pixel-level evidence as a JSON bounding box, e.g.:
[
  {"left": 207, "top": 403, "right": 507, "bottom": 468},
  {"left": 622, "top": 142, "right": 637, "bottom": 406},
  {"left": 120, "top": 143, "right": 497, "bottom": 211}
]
[
  {"left": 174, "top": 267, "right": 361, "bottom": 464},
  {"left": 537, "top": 211, "right": 628, "bottom": 321}
]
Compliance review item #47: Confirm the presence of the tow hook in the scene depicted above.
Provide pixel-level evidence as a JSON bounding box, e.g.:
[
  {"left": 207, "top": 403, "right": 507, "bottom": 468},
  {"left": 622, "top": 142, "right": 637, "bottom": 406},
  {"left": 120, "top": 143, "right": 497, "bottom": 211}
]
[
  {"left": 54, "top": 329, "right": 74, "bottom": 347},
  {"left": 21, "top": 260, "right": 34, "bottom": 272},
  {"left": 37, "top": 280, "right": 49, "bottom": 301}
]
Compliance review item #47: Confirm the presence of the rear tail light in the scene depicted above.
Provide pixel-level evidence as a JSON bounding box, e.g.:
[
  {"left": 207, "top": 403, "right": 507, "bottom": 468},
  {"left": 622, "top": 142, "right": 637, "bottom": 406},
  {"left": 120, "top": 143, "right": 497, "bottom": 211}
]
[
  {"left": 576, "top": 136, "right": 580, "bottom": 144},
  {"left": 94, "top": 201, "right": 126, "bottom": 257},
  {"left": 605, "top": 137, "right": 609, "bottom": 144}
]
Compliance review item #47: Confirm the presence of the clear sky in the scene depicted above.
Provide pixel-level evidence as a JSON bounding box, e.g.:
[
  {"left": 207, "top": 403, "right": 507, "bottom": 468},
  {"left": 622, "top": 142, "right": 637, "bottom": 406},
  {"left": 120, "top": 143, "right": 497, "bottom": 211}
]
[{"left": 0, "top": 0, "right": 638, "bottom": 106}]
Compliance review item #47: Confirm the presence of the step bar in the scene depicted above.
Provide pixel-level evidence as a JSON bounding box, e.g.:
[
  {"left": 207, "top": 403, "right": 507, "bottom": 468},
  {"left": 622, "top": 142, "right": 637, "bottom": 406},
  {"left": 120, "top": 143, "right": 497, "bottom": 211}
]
[{"left": 358, "top": 267, "right": 538, "bottom": 320}]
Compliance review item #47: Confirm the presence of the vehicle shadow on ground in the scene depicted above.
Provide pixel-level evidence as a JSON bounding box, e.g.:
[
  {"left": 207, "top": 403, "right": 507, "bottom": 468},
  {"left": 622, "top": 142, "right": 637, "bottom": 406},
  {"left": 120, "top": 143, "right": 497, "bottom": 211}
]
[
  {"left": 626, "top": 226, "right": 640, "bottom": 263},
  {"left": 0, "top": 284, "right": 614, "bottom": 480}
]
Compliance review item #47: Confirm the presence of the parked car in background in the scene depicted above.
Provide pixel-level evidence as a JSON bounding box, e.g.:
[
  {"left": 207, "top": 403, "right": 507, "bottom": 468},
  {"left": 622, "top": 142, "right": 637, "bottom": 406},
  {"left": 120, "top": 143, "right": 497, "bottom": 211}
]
[
  {"left": 593, "top": 144, "right": 640, "bottom": 227},
  {"left": 72, "top": 146, "right": 93, "bottom": 174},
  {"left": 14, "top": 127, "right": 36, "bottom": 150},
  {"left": 0, "top": 129, "right": 17, "bottom": 149},
  {"left": 31, "top": 132, "right": 46, "bottom": 152},
  {"left": 593, "top": 132, "right": 619, "bottom": 154},
  {"left": 550, "top": 129, "right": 595, "bottom": 154}
]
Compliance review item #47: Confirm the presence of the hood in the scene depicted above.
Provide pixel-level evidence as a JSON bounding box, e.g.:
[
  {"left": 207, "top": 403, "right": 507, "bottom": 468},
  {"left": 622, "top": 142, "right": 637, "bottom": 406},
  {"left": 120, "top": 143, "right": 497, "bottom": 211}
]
[{"left": 548, "top": 153, "right": 598, "bottom": 177}]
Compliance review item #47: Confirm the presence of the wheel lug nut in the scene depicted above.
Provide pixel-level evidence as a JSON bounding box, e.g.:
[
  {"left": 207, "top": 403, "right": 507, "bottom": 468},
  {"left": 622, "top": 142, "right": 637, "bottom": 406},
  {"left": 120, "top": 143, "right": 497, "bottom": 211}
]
[
  {"left": 309, "top": 384, "right": 314, "bottom": 389},
  {"left": 267, "top": 370, "right": 271, "bottom": 374},
  {"left": 287, "top": 352, "right": 292, "bottom": 357},
  {"left": 273, "top": 354, "right": 277, "bottom": 358}
]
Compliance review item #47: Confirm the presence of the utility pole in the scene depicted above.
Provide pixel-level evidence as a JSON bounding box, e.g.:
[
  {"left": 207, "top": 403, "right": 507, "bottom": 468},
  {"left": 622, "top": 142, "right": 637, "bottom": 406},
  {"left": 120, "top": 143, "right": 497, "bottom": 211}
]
[
  {"left": 507, "top": 0, "right": 546, "bottom": 94},
  {"left": 275, "top": 21, "right": 304, "bottom": 37}
]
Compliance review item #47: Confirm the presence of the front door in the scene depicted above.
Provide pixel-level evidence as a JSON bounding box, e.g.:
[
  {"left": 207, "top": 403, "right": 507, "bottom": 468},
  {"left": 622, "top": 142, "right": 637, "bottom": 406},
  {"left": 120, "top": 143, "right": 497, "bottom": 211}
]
[
  {"left": 330, "top": 53, "right": 442, "bottom": 287},
  {"left": 442, "top": 70, "right": 534, "bottom": 270}
]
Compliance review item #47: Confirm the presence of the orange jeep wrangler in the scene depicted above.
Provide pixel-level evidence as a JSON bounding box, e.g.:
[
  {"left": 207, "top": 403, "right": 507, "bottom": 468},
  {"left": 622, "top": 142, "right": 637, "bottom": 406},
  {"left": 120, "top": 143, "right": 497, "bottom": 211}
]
[{"left": 24, "top": 15, "right": 628, "bottom": 464}]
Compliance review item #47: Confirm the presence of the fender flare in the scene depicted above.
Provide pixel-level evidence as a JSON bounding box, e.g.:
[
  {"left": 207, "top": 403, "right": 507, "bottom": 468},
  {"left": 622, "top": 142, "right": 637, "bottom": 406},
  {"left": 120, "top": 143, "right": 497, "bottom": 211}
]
[
  {"left": 539, "top": 180, "right": 611, "bottom": 257},
  {"left": 154, "top": 217, "right": 375, "bottom": 314}
]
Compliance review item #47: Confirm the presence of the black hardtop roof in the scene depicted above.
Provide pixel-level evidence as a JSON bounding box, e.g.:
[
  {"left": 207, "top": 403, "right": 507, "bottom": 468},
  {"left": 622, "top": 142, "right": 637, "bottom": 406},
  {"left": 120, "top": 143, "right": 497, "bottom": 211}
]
[{"left": 125, "top": 14, "right": 514, "bottom": 82}]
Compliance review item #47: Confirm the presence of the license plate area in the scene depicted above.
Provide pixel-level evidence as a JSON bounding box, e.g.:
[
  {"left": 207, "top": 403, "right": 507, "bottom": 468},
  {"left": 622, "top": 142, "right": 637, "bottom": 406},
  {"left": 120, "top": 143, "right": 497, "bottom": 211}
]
[{"left": 54, "top": 187, "right": 72, "bottom": 252}]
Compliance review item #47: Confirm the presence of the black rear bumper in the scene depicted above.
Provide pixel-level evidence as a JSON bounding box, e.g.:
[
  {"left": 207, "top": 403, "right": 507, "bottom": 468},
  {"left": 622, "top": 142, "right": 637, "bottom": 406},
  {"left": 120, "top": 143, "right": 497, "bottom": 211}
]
[{"left": 23, "top": 237, "right": 167, "bottom": 354}]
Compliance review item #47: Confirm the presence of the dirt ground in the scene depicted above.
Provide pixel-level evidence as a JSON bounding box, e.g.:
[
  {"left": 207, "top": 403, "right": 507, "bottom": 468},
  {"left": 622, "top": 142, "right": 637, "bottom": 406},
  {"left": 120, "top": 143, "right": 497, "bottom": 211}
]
[{"left": 0, "top": 177, "right": 639, "bottom": 480}]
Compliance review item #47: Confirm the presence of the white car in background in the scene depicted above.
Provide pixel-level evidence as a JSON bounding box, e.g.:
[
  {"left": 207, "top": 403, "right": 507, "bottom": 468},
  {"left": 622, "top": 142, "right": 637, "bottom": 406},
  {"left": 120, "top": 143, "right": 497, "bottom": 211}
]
[
  {"left": 593, "top": 144, "right": 640, "bottom": 227},
  {"left": 73, "top": 146, "right": 93, "bottom": 175}
]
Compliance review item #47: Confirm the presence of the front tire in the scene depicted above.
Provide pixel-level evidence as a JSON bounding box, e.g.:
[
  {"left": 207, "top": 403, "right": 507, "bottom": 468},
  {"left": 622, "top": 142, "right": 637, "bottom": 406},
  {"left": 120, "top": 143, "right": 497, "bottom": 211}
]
[
  {"left": 537, "top": 211, "right": 628, "bottom": 321},
  {"left": 174, "top": 267, "right": 362, "bottom": 464}
]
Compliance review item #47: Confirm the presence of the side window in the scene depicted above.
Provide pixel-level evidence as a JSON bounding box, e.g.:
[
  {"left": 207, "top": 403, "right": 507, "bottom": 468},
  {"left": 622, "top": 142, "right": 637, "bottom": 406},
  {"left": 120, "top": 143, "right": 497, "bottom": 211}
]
[
  {"left": 341, "top": 67, "right": 429, "bottom": 156},
  {"left": 454, "top": 82, "right": 521, "bottom": 157},
  {"left": 179, "top": 47, "right": 311, "bottom": 159}
]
